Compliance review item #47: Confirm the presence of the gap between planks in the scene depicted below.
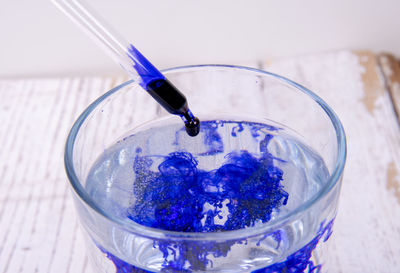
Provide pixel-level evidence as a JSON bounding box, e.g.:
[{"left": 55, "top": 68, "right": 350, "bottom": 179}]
[{"left": 378, "top": 53, "right": 400, "bottom": 124}]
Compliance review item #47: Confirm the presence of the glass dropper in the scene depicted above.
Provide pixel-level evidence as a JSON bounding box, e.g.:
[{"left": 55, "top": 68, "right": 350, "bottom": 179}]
[{"left": 52, "top": 0, "right": 200, "bottom": 136}]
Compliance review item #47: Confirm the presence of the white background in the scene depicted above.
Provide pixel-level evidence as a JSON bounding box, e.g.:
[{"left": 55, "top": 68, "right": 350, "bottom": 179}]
[{"left": 1, "top": 0, "right": 399, "bottom": 77}]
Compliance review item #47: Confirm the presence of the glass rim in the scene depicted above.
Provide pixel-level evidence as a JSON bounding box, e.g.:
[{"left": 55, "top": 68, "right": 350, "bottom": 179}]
[{"left": 65, "top": 64, "right": 347, "bottom": 241}]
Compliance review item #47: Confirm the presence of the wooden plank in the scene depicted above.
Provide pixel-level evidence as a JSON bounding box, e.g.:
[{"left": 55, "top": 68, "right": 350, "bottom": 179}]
[
  {"left": 262, "top": 50, "right": 400, "bottom": 272},
  {"left": 0, "top": 78, "right": 116, "bottom": 273},
  {"left": 378, "top": 53, "right": 400, "bottom": 122}
]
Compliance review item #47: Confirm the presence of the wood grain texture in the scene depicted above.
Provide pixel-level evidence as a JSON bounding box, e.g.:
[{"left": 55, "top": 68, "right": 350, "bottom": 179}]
[
  {"left": 263, "top": 51, "right": 400, "bottom": 272},
  {"left": 378, "top": 53, "right": 400, "bottom": 122},
  {"left": 0, "top": 78, "right": 125, "bottom": 273},
  {"left": 0, "top": 51, "right": 399, "bottom": 273}
]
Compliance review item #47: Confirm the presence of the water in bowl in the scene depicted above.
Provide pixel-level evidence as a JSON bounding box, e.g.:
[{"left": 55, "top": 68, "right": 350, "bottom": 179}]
[{"left": 85, "top": 116, "right": 332, "bottom": 272}]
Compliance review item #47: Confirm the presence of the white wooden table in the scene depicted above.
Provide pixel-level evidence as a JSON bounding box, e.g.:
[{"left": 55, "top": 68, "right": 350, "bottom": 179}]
[{"left": 1, "top": 50, "right": 399, "bottom": 272}]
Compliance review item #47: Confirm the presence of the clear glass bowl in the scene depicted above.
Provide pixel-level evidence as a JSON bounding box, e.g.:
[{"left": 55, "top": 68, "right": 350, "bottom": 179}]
[{"left": 65, "top": 65, "right": 346, "bottom": 272}]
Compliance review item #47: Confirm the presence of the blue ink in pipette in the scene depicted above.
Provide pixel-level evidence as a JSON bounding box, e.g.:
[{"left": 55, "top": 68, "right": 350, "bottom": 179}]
[
  {"left": 53, "top": 0, "right": 200, "bottom": 137},
  {"left": 127, "top": 44, "right": 200, "bottom": 137}
]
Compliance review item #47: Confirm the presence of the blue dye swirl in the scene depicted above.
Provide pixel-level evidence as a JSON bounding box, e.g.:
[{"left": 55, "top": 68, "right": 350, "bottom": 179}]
[
  {"left": 199, "top": 121, "right": 224, "bottom": 155},
  {"left": 128, "top": 147, "right": 288, "bottom": 232},
  {"left": 98, "top": 120, "right": 333, "bottom": 272}
]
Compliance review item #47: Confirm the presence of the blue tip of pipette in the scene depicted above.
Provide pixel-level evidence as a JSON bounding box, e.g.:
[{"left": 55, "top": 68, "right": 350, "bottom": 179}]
[{"left": 127, "top": 44, "right": 200, "bottom": 137}]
